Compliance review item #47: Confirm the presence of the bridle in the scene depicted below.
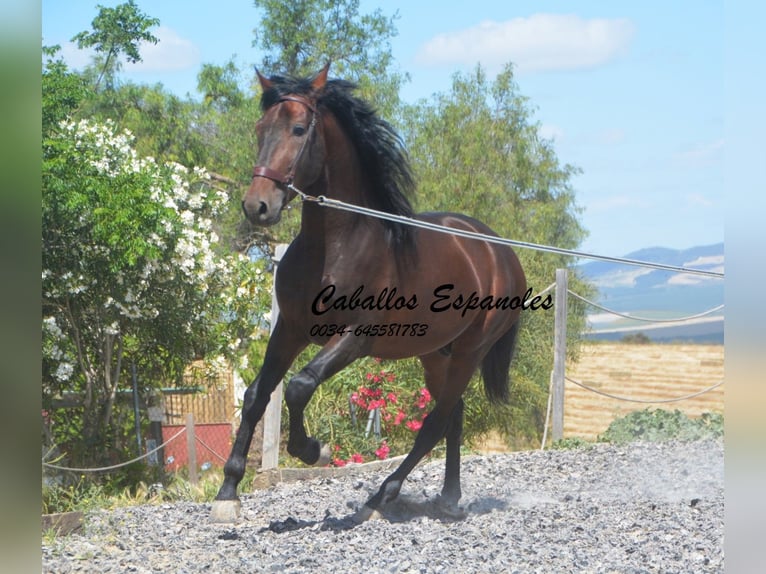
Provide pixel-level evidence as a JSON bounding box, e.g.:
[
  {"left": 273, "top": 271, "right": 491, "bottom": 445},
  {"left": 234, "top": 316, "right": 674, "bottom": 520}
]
[{"left": 251, "top": 95, "right": 318, "bottom": 188}]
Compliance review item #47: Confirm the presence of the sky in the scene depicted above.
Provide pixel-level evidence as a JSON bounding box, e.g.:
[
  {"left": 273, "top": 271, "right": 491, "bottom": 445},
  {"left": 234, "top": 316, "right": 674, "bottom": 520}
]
[{"left": 41, "top": 0, "right": 728, "bottom": 259}]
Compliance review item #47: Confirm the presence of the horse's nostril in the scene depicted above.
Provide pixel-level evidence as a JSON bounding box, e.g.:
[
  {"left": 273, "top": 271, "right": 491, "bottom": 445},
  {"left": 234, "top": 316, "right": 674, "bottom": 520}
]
[{"left": 258, "top": 201, "right": 268, "bottom": 216}]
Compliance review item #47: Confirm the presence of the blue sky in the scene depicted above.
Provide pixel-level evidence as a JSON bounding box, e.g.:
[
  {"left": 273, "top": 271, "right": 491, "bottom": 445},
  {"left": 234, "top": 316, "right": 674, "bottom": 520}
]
[{"left": 42, "top": 0, "right": 726, "bottom": 259}]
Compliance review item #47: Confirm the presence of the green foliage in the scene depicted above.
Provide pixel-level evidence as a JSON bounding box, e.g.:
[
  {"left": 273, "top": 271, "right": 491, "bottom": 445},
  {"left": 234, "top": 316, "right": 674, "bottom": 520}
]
[
  {"left": 41, "top": 2, "right": 595, "bottom": 481},
  {"left": 252, "top": 0, "right": 407, "bottom": 118},
  {"left": 197, "top": 60, "right": 245, "bottom": 111},
  {"left": 550, "top": 436, "right": 593, "bottom": 450},
  {"left": 621, "top": 332, "right": 652, "bottom": 344},
  {"left": 71, "top": 0, "right": 159, "bottom": 90},
  {"left": 42, "top": 46, "right": 88, "bottom": 135},
  {"left": 277, "top": 354, "right": 433, "bottom": 465},
  {"left": 42, "top": 118, "right": 270, "bottom": 466},
  {"left": 401, "top": 64, "right": 593, "bottom": 444},
  {"left": 599, "top": 409, "right": 724, "bottom": 444},
  {"left": 42, "top": 466, "right": 256, "bottom": 515}
]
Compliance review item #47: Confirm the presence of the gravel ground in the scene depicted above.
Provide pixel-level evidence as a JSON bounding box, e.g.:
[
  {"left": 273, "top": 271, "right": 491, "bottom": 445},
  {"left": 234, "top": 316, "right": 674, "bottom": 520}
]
[{"left": 42, "top": 439, "right": 723, "bottom": 573}]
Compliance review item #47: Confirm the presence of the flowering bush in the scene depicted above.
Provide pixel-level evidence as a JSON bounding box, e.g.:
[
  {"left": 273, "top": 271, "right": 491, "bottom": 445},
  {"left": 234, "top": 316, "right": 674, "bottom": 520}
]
[
  {"left": 291, "top": 357, "right": 434, "bottom": 467},
  {"left": 42, "top": 118, "right": 269, "bottom": 465}
]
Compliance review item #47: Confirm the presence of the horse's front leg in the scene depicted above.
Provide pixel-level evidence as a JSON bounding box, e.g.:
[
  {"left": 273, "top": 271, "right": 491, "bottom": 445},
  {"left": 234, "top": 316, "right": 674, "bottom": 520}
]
[
  {"left": 285, "top": 333, "right": 366, "bottom": 466},
  {"left": 211, "top": 319, "right": 306, "bottom": 522}
]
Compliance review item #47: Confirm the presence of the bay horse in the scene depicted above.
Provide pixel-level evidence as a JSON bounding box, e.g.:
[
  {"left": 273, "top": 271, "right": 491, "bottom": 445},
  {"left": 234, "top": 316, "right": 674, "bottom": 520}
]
[{"left": 211, "top": 64, "right": 527, "bottom": 523}]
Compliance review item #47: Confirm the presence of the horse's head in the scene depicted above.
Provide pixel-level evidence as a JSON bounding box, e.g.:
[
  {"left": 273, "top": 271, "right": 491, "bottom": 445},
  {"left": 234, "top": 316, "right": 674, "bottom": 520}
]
[{"left": 242, "top": 65, "right": 330, "bottom": 226}]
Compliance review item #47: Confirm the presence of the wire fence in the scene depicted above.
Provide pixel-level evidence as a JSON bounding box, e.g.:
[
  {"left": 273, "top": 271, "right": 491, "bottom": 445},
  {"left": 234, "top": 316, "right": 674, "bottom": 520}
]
[
  {"left": 43, "top": 192, "right": 725, "bottom": 472},
  {"left": 42, "top": 425, "right": 226, "bottom": 480},
  {"left": 540, "top": 282, "right": 724, "bottom": 448}
]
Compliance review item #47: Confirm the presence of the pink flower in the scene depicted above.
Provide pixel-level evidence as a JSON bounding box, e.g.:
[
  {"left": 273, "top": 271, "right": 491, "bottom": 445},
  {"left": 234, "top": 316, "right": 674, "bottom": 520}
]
[
  {"left": 368, "top": 398, "right": 385, "bottom": 411},
  {"left": 375, "top": 441, "right": 390, "bottom": 460},
  {"left": 406, "top": 419, "right": 423, "bottom": 432},
  {"left": 394, "top": 410, "right": 407, "bottom": 425},
  {"left": 333, "top": 458, "right": 347, "bottom": 467},
  {"left": 386, "top": 392, "right": 398, "bottom": 404},
  {"left": 416, "top": 388, "right": 432, "bottom": 409},
  {"left": 348, "top": 453, "right": 364, "bottom": 464}
]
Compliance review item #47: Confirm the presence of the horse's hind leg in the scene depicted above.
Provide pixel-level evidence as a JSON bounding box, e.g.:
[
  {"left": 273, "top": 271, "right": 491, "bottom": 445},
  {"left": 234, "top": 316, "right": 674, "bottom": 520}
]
[
  {"left": 440, "top": 398, "right": 464, "bottom": 506},
  {"left": 211, "top": 319, "right": 306, "bottom": 522},
  {"left": 355, "top": 357, "right": 476, "bottom": 522}
]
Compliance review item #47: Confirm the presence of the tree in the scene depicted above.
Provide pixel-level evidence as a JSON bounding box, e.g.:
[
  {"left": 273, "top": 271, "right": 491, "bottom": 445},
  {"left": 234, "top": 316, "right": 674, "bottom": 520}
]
[
  {"left": 197, "top": 60, "right": 245, "bottom": 112},
  {"left": 251, "top": 0, "right": 407, "bottom": 119},
  {"left": 72, "top": 0, "right": 159, "bottom": 91},
  {"left": 42, "top": 118, "right": 270, "bottom": 465},
  {"left": 401, "top": 64, "right": 593, "bottom": 443},
  {"left": 42, "top": 46, "right": 87, "bottom": 135}
]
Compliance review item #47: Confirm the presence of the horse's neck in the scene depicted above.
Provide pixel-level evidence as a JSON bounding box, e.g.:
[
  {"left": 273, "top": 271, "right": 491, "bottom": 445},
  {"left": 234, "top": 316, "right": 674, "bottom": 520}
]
[{"left": 299, "top": 123, "right": 381, "bottom": 264}]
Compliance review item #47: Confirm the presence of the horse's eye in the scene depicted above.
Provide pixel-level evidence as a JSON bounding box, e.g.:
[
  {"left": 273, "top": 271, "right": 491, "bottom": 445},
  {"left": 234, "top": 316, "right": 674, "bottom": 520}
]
[{"left": 292, "top": 125, "right": 306, "bottom": 137}]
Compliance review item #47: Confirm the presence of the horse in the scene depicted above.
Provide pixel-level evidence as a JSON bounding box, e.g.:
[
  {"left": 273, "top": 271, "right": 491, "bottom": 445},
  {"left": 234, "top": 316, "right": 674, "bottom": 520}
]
[{"left": 211, "top": 64, "right": 527, "bottom": 523}]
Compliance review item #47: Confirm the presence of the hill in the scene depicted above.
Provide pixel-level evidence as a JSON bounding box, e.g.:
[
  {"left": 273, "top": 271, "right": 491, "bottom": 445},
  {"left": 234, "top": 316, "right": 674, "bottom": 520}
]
[{"left": 577, "top": 243, "right": 724, "bottom": 343}]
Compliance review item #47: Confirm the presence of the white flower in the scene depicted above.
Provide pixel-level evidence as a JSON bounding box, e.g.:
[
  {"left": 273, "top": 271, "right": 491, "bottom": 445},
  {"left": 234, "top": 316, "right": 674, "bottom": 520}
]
[{"left": 53, "top": 362, "right": 74, "bottom": 382}]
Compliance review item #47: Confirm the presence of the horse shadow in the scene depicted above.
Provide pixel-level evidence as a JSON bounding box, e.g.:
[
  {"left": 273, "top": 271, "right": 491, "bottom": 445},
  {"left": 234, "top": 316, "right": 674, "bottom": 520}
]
[{"left": 255, "top": 495, "right": 509, "bottom": 534}]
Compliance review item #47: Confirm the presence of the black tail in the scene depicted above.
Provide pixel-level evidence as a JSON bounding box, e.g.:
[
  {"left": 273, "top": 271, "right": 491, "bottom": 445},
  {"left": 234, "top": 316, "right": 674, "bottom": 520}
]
[{"left": 481, "top": 319, "right": 521, "bottom": 404}]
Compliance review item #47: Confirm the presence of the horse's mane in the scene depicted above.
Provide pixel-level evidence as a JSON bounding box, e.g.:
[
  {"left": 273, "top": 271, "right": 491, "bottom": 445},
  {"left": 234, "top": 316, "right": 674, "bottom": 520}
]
[{"left": 260, "top": 74, "right": 416, "bottom": 250}]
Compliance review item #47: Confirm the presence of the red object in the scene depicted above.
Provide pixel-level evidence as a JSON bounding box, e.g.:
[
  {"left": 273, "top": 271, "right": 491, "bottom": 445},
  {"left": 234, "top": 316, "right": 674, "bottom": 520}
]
[{"left": 161, "top": 423, "right": 232, "bottom": 472}]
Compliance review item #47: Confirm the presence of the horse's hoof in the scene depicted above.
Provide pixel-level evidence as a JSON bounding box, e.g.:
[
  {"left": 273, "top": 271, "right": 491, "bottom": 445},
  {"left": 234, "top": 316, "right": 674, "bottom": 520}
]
[
  {"left": 315, "top": 442, "right": 332, "bottom": 466},
  {"left": 210, "top": 499, "right": 241, "bottom": 523},
  {"left": 433, "top": 494, "right": 466, "bottom": 519},
  {"left": 351, "top": 505, "right": 383, "bottom": 524}
]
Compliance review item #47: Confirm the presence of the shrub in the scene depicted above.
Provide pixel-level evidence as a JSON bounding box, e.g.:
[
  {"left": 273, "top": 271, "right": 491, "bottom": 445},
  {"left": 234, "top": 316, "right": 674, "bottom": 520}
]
[{"left": 598, "top": 409, "right": 723, "bottom": 444}]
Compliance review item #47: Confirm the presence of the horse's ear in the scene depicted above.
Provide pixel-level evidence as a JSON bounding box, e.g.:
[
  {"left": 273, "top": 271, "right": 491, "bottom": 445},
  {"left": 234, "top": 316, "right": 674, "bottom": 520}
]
[
  {"left": 311, "top": 62, "right": 331, "bottom": 90},
  {"left": 256, "top": 68, "right": 272, "bottom": 91}
]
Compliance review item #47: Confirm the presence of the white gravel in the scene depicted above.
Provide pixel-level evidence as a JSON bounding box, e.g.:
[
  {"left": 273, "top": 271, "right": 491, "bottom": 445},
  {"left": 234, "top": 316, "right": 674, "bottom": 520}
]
[{"left": 42, "top": 439, "right": 723, "bottom": 573}]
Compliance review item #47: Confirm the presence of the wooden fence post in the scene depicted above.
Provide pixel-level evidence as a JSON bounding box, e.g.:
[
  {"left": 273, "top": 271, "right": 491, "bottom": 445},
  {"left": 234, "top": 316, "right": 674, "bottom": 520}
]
[
  {"left": 552, "top": 268, "right": 568, "bottom": 442},
  {"left": 186, "top": 412, "right": 198, "bottom": 485},
  {"left": 261, "top": 244, "right": 288, "bottom": 470}
]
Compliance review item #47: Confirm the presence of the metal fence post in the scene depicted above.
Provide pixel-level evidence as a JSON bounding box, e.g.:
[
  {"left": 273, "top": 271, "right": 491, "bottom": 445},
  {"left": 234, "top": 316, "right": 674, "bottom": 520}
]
[
  {"left": 186, "top": 412, "right": 198, "bottom": 485},
  {"left": 552, "top": 268, "right": 568, "bottom": 442},
  {"left": 261, "top": 244, "right": 288, "bottom": 470}
]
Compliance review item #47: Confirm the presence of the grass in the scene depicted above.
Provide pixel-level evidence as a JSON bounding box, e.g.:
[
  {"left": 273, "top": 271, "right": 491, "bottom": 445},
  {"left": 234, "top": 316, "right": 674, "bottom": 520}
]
[
  {"left": 551, "top": 408, "right": 723, "bottom": 450},
  {"left": 42, "top": 466, "right": 257, "bottom": 516}
]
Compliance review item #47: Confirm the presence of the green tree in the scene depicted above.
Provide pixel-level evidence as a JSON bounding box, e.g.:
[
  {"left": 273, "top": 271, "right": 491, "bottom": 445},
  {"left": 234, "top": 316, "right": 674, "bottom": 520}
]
[
  {"left": 72, "top": 0, "right": 159, "bottom": 91},
  {"left": 252, "top": 0, "right": 407, "bottom": 118},
  {"left": 42, "top": 118, "right": 269, "bottom": 466},
  {"left": 83, "top": 82, "right": 209, "bottom": 168},
  {"left": 42, "top": 46, "right": 87, "bottom": 135},
  {"left": 197, "top": 60, "right": 245, "bottom": 112},
  {"left": 401, "top": 64, "right": 592, "bottom": 444}
]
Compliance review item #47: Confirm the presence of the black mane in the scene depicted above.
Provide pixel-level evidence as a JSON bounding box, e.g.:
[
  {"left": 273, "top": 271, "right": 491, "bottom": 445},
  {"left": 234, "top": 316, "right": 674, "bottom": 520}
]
[{"left": 260, "top": 74, "right": 416, "bottom": 249}]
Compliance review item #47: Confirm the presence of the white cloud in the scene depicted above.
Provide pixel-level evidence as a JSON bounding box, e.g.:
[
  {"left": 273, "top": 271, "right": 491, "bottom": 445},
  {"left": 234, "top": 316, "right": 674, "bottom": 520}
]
[
  {"left": 539, "top": 123, "right": 565, "bottom": 142},
  {"left": 55, "top": 26, "right": 199, "bottom": 73},
  {"left": 667, "top": 272, "right": 722, "bottom": 286},
  {"left": 593, "top": 267, "right": 653, "bottom": 288},
  {"left": 673, "top": 139, "right": 724, "bottom": 167},
  {"left": 124, "top": 26, "right": 200, "bottom": 72},
  {"left": 57, "top": 41, "right": 94, "bottom": 70},
  {"left": 686, "top": 193, "right": 714, "bottom": 208},
  {"left": 589, "top": 194, "right": 648, "bottom": 213},
  {"left": 683, "top": 255, "right": 724, "bottom": 267},
  {"left": 415, "top": 14, "right": 635, "bottom": 73},
  {"left": 596, "top": 128, "right": 626, "bottom": 145}
]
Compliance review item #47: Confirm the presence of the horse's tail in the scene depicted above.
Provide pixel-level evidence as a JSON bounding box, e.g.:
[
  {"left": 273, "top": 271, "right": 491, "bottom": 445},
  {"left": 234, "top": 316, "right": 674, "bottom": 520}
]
[{"left": 481, "top": 319, "right": 521, "bottom": 405}]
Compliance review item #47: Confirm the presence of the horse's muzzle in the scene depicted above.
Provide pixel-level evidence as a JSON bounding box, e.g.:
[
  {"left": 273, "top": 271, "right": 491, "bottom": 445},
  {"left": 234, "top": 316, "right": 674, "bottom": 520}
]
[{"left": 242, "top": 200, "right": 282, "bottom": 226}]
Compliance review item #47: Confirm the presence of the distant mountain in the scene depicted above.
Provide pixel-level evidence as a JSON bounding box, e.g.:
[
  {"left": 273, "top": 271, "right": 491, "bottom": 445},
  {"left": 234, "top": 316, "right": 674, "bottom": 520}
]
[{"left": 577, "top": 243, "right": 724, "bottom": 343}]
